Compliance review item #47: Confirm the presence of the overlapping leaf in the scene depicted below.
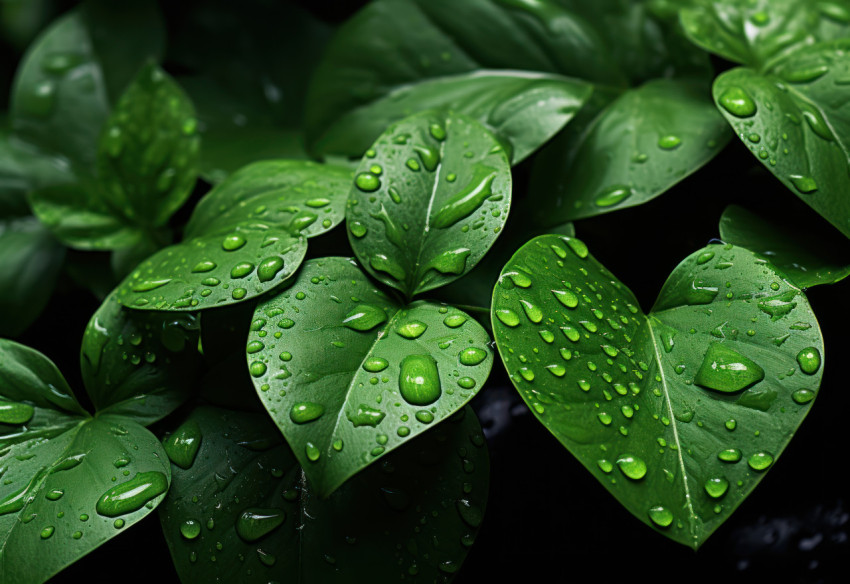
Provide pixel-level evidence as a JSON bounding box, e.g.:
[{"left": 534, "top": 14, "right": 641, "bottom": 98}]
[
  {"left": 248, "top": 257, "right": 493, "bottom": 496},
  {"left": 159, "top": 405, "right": 489, "bottom": 583},
  {"left": 491, "top": 235, "right": 823, "bottom": 548}
]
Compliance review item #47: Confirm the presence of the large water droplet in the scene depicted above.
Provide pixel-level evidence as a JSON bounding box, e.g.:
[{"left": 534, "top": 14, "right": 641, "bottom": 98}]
[
  {"left": 162, "top": 419, "right": 202, "bottom": 469},
  {"left": 343, "top": 304, "right": 388, "bottom": 331},
  {"left": 355, "top": 172, "right": 380, "bottom": 192},
  {"left": 395, "top": 320, "right": 428, "bottom": 339},
  {"left": 694, "top": 343, "right": 765, "bottom": 393},
  {"left": 648, "top": 505, "right": 673, "bottom": 527},
  {"left": 747, "top": 451, "right": 774, "bottom": 471},
  {"left": 257, "top": 257, "right": 285, "bottom": 282},
  {"left": 289, "top": 402, "right": 325, "bottom": 424},
  {"left": 399, "top": 354, "right": 441, "bottom": 406},
  {"left": 796, "top": 347, "right": 821, "bottom": 374},
  {"left": 235, "top": 508, "right": 286, "bottom": 542},
  {"left": 347, "top": 404, "right": 386, "bottom": 427},
  {"left": 459, "top": 347, "right": 487, "bottom": 366},
  {"left": 180, "top": 519, "right": 201, "bottom": 540},
  {"left": 432, "top": 165, "right": 497, "bottom": 228},
  {"left": 616, "top": 454, "right": 647, "bottom": 480},
  {"left": 594, "top": 185, "right": 632, "bottom": 208},
  {"left": 95, "top": 471, "right": 169, "bottom": 517},
  {"left": 0, "top": 400, "right": 35, "bottom": 425},
  {"left": 704, "top": 476, "right": 729, "bottom": 498},
  {"left": 718, "top": 86, "right": 757, "bottom": 117}
]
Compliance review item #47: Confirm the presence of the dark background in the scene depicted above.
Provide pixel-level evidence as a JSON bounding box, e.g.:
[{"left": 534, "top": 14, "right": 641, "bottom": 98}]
[{"left": 2, "top": 1, "right": 847, "bottom": 582}]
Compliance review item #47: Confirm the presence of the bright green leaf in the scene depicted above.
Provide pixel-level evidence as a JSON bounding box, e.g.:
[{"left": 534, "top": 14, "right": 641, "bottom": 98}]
[
  {"left": 720, "top": 204, "right": 850, "bottom": 287},
  {"left": 249, "top": 257, "right": 493, "bottom": 497},
  {"left": 528, "top": 79, "right": 731, "bottom": 223},
  {"left": 96, "top": 63, "right": 200, "bottom": 229},
  {"left": 159, "top": 405, "right": 488, "bottom": 582},
  {"left": 80, "top": 293, "right": 202, "bottom": 425},
  {"left": 491, "top": 235, "right": 823, "bottom": 549},
  {"left": 115, "top": 160, "right": 351, "bottom": 311},
  {"left": 348, "top": 110, "right": 511, "bottom": 297}
]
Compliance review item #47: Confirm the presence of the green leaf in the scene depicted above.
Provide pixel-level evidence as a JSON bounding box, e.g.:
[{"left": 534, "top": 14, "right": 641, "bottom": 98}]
[
  {"left": 491, "top": 235, "right": 824, "bottom": 549},
  {"left": 96, "top": 63, "right": 200, "bottom": 229},
  {"left": 80, "top": 293, "right": 202, "bottom": 425},
  {"left": 10, "top": 1, "right": 164, "bottom": 173},
  {"left": 248, "top": 257, "right": 493, "bottom": 497},
  {"left": 712, "top": 40, "right": 850, "bottom": 237},
  {"left": 159, "top": 405, "right": 489, "bottom": 582},
  {"left": 169, "top": 0, "right": 331, "bottom": 181},
  {"left": 528, "top": 78, "right": 731, "bottom": 223},
  {"left": 680, "top": 0, "right": 850, "bottom": 69},
  {"left": 347, "top": 110, "right": 512, "bottom": 297},
  {"left": 115, "top": 160, "right": 351, "bottom": 311},
  {"left": 311, "top": 70, "right": 591, "bottom": 165},
  {"left": 0, "top": 216, "right": 65, "bottom": 338},
  {"left": 1, "top": 339, "right": 171, "bottom": 584},
  {"left": 719, "top": 204, "right": 850, "bottom": 287}
]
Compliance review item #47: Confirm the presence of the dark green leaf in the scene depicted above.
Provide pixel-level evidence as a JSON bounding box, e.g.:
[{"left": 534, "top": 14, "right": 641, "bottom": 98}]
[
  {"left": 719, "top": 204, "right": 850, "bottom": 287},
  {"left": 115, "top": 160, "right": 351, "bottom": 311},
  {"left": 80, "top": 293, "right": 202, "bottom": 425},
  {"left": 528, "top": 79, "right": 730, "bottom": 223},
  {"left": 680, "top": 0, "right": 850, "bottom": 69},
  {"left": 713, "top": 40, "right": 850, "bottom": 237},
  {"left": 0, "top": 216, "right": 65, "bottom": 338},
  {"left": 1, "top": 339, "right": 171, "bottom": 584},
  {"left": 491, "top": 235, "right": 823, "bottom": 548},
  {"left": 249, "top": 257, "right": 493, "bottom": 496},
  {"left": 160, "top": 405, "right": 488, "bottom": 582},
  {"left": 96, "top": 63, "right": 200, "bottom": 229},
  {"left": 348, "top": 110, "right": 512, "bottom": 297}
]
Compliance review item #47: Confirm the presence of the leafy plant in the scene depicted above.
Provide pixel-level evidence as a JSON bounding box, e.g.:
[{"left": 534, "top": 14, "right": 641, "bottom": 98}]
[{"left": 0, "top": 0, "right": 847, "bottom": 582}]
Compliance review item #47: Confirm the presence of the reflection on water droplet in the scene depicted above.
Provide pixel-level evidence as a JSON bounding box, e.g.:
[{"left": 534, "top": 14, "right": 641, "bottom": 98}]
[
  {"left": 399, "top": 355, "right": 441, "bottom": 405},
  {"left": 694, "top": 343, "right": 765, "bottom": 393},
  {"left": 718, "top": 86, "right": 757, "bottom": 117}
]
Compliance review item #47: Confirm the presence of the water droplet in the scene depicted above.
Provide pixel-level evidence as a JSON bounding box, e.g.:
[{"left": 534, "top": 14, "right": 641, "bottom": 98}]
[
  {"left": 95, "top": 471, "right": 168, "bottom": 517},
  {"left": 747, "top": 451, "right": 774, "bottom": 471},
  {"left": 180, "top": 519, "right": 201, "bottom": 539},
  {"left": 694, "top": 343, "right": 765, "bottom": 393},
  {"left": 355, "top": 172, "right": 380, "bottom": 192},
  {"left": 192, "top": 261, "right": 216, "bottom": 273},
  {"left": 430, "top": 124, "right": 446, "bottom": 141},
  {"left": 0, "top": 400, "right": 35, "bottom": 424},
  {"left": 648, "top": 506, "right": 673, "bottom": 527},
  {"left": 45, "top": 489, "right": 63, "bottom": 501},
  {"left": 789, "top": 174, "right": 818, "bottom": 194},
  {"left": 704, "top": 477, "right": 729, "bottom": 498},
  {"left": 564, "top": 237, "right": 588, "bottom": 258},
  {"left": 163, "top": 419, "right": 202, "bottom": 469},
  {"left": 792, "top": 388, "right": 816, "bottom": 404},
  {"left": 458, "top": 377, "right": 476, "bottom": 389},
  {"left": 363, "top": 357, "right": 389, "bottom": 372},
  {"left": 395, "top": 320, "right": 428, "bottom": 339},
  {"left": 616, "top": 454, "right": 647, "bottom": 480},
  {"left": 40, "top": 526, "right": 55, "bottom": 539},
  {"left": 343, "top": 304, "right": 388, "bottom": 331},
  {"left": 758, "top": 290, "right": 797, "bottom": 321},
  {"left": 456, "top": 499, "right": 482, "bottom": 527},
  {"left": 235, "top": 508, "right": 286, "bottom": 542},
  {"left": 552, "top": 289, "right": 578, "bottom": 308},
  {"left": 249, "top": 362, "right": 267, "bottom": 377},
  {"left": 796, "top": 347, "right": 821, "bottom": 374},
  {"left": 257, "top": 257, "right": 285, "bottom": 282},
  {"left": 350, "top": 221, "right": 367, "bottom": 238},
  {"left": 459, "top": 347, "right": 487, "bottom": 366},
  {"left": 426, "top": 248, "right": 471, "bottom": 275},
  {"left": 132, "top": 279, "right": 172, "bottom": 293},
  {"left": 305, "top": 443, "right": 321, "bottom": 462},
  {"left": 221, "top": 234, "right": 246, "bottom": 251},
  {"left": 718, "top": 86, "right": 757, "bottom": 117},
  {"left": 230, "top": 262, "right": 255, "bottom": 279},
  {"left": 289, "top": 402, "right": 325, "bottom": 424},
  {"left": 718, "top": 448, "right": 742, "bottom": 462},
  {"left": 415, "top": 410, "right": 434, "bottom": 424},
  {"left": 495, "top": 309, "right": 520, "bottom": 327},
  {"left": 432, "top": 165, "right": 497, "bottom": 228},
  {"left": 370, "top": 254, "right": 407, "bottom": 281},
  {"left": 594, "top": 185, "right": 632, "bottom": 208},
  {"left": 414, "top": 145, "right": 440, "bottom": 171},
  {"left": 519, "top": 300, "right": 543, "bottom": 323},
  {"left": 399, "top": 355, "right": 441, "bottom": 406},
  {"left": 658, "top": 135, "right": 682, "bottom": 150},
  {"left": 347, "top": 404, "right": 386, "bottom": 427},
  {"left": 443, "top": 314, "right": 467, "bottom": 328}
]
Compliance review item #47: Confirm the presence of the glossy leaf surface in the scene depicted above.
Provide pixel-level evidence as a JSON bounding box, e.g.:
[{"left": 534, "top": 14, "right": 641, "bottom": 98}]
[
  {"left": 719, "top": 204, "right": 850, "bottom": 288},
  {"left": 80, "top": 293, "right": 202, "bottom": 425},
  {"left": 160, "top": 405, "right": 488, "bottom": 582},
  {"left": 347, "top": 110, "right": 511, "bottom": 297},
  {"left": 528, "top": 79, "right": 731, "bottom": 223},
  {"left": 712, "top": 41, "right": 850, "bottom": 237},
  {"left": 96, "top": 63, "right": 200, "bottom": 228},
  {"left": 0, "top": 340, "right": 170, "bottom": 584},
  {"left": 116, "top": 161, "right": 350, "bottom": 311},
  {"left": 491, "top": 235, "right": 823, "bottom": 548},
  {"left": 249, "top": 257, "right": 493, "bottom": 496}
]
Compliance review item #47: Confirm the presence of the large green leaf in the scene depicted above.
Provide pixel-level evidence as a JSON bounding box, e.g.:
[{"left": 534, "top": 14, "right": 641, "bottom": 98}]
[
  {"left": 527, "top": 78, "right": 731, "bottom": 223},
  {"left": 168, "top": 0, "right": 331, "bottom": 181},
  {"left": 719, "top": 204, "right": 850, "bottom": 288},
  {"left": 680, "top": 0, "right": 850, "bottom": 69},
  {"left": 491, "top": 235, "right": 824, "bottom": 549},
  {"left": 347, "top": 110, "right": 512, "bottom": 298},
  {"left": 159, "top": 405, "right": 489, "bottom": 582},
  {"left": 115, "top": 160, "right": 351, "bottom": 312},
  {"left": 80, "top": 293, "right": 202, "bottom": 425},
  {"left": 96, "top": 63, "right": 200, "bottom": 229},
  {"left": 0, "top": 216, "right": 65, "bottom": 337},
  {"left": 712, "top": 40, "right": 850, "bottom": 238},
  {"left": 0, "top": 340, "right": 170, "bottom": 584},
  {"left": 249, "top": 257, "right": 493, "bottom": 497}
]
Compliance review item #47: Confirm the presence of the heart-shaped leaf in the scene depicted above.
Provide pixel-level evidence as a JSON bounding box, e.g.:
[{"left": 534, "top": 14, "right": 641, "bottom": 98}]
[
  {"left": 115, "top": 160, "right": 351, "bottom": 311},
  {"left": 528, "top": 79, "right": 731, "bottom": 223},
  {"left": 248, "top": 257, "right": 493, "bottom": 496},
  {"left": 159, "top": 405, "right": 488, "bottom": 582},
  {"left": 80, "top": 292, "right": 202, "bottom": 425},
  {"left": 712, "top": 40, "right": 850, "bottom": 238},
  {"left": 96, "top": 62, "right": 200, "bottom": 229},
  {"left": 0, "top": 340, "right": 171, "bottom": 584},
  {"left": 347, "top": 110, "right": 512, "bottom": 298},
  {"left": 720, "top": 204, "right": 850, "bottom": 288},
  {"left": 491, "top": 235, "right": 824, "bottom": 549}
]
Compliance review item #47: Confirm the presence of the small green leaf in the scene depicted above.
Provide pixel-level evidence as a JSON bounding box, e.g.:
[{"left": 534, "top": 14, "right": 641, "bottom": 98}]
[
  {"left": 249, "top": 257, "right": 492, "bottom": 496},
  {"left": 80, "top": 293, "right": 202, "bottom": 425},
  {"left": 1, "top": 339, "right": 171, "bottom": 584},
  {"left": 115, "top": 160, "right": 350, "bottom": 312},
  {"left": 491, "top": 235, "right": 823, "bottom": 549},
  {"left": 0, "top": 216, "right": 65, "bottom": 337},
  {"left": 96, "top": 63, "right": 200, "bottom": 228},
  {"left": 713, "top": 40, "right": 850, "bottom": 237},
  {"left": 528, "top": 79, "right": 731, "bottom": 223},
  {"left": 311, "top": 70, "right": 591, "bottom": 164},
  {"left": 719, "top": 204, "right": 850, "bottom": 287},
  {"left": 348, "top": 110, "right": 511, "bottom": 297},
  {"left": 159, "top": 405, "right": 488, "bottom": 582}
]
